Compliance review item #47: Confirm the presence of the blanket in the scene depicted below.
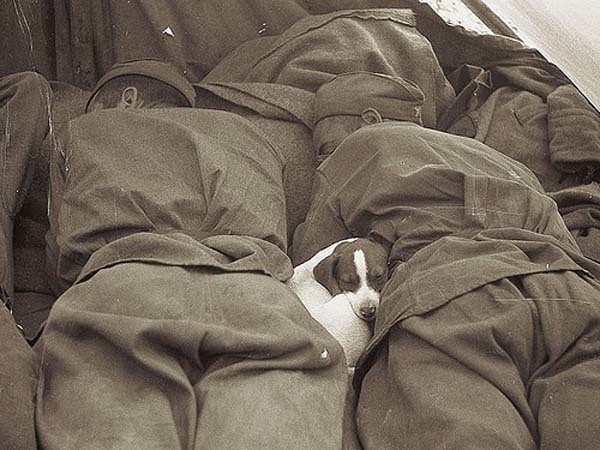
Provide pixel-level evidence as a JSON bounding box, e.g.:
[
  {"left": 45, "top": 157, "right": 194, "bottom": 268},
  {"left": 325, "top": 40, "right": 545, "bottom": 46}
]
[
  {"left": 442, "top": 61, "right": 600, "bottom": 261},
  {"left": 46, "top": 107, "right": 288, "bottom": 292},
  {"left": 290, "top": 120, "right": 600, "bottom": 449},
  {"left": 193, "top": 82, "right": 318, "bottom": 238},
  {"left": 292, "top": 121, "right": 578, "bottom": 263},
  {"left": 291, "top": 117, "right": 592, "bottom": 343},
  {"left": 13, "top": 78, "right": 320, "bottom": 337},
  {"left": 36, "top": 232, "right": 350, "bottom": 450}
]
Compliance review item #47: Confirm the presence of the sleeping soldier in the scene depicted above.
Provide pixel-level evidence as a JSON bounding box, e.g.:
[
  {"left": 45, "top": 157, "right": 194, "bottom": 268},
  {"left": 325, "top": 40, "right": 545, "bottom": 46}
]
[
  {"left": 1, "top": 61, "right": 350, "bottom": 450},
  {"left": 293, "top": 71, "right": 600, "bottom": 450}
]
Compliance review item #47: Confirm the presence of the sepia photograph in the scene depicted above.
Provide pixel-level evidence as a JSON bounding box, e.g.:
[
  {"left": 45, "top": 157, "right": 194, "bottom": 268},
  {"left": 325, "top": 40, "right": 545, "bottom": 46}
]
[{"left": 1, "top": 1, "right": 600, "bottom": 448}]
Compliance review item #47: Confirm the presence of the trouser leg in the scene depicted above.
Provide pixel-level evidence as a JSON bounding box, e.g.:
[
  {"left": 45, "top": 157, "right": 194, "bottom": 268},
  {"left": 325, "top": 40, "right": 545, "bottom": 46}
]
[
  {"left": 0, "top": 305, "right": 38, "bottom": 449},
  {"left": 37, "top": 263, "right": 348, "bottom": 450},
  {"left": 191, "top": 274, "right": 349, "bottom": 450},
  {"left": 526, "top": 272, "right": 600, "bottom": 450},
  {"left": 357, "top": 271, "right": 600, "bottom": 450},
  {"left": 532, "top": 357, "right": 600, "bottom": 450},
  {"left": 356, "top": 279, "right": 542, "bottom": 450},
  {"left": 0, "top": 71, "right": 52, "bottom": 297},
  {"left": 356, "top": 327, "right": 536, "bottom": 450}
]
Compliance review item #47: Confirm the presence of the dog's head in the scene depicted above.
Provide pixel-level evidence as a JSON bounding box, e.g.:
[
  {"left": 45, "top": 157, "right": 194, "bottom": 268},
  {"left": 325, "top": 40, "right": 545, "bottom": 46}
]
[{"left": 313, "top": 238, "right": 389, "bottom": 321}]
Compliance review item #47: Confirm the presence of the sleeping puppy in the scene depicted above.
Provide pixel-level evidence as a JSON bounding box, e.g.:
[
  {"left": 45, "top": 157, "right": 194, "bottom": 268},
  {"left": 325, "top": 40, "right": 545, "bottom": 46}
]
[
  {"left": 287, "top": 237, "right": 389, "bottom": 368},
  {"left": 312, "top": 238, "right": 389, "bottom": 321}
]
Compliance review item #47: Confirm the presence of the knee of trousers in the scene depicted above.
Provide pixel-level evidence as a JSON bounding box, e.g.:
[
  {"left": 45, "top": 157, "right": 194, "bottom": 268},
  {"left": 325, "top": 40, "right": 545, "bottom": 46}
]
[{"left": 41, "top": 266, "right": 348, "bottom": 372}]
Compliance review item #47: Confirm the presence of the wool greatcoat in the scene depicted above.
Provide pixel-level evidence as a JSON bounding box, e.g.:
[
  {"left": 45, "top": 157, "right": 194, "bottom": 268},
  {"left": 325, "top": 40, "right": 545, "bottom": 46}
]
[
  {"left": 35, "top": 107, "right": 349, "bottom": 450},
  {"left": 293, "top": 121, "right": 600, "bottom": 450}
]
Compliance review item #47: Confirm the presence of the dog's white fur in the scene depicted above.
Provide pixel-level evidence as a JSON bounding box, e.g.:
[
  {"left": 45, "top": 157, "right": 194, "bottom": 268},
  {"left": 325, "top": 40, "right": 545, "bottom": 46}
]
[{"left": 286, "top": 238, "right": 372, "bottom": 368}]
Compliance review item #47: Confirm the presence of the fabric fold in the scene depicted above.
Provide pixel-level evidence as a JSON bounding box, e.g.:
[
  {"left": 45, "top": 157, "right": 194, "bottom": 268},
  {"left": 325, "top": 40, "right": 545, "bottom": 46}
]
[
  {"left": 77, "top": 232, "right": 293, "bottom": 285},
  {"left": 194, "top": 82, "right": 314, "bottom": 127},
  {"left": 548, "top": 84, "right": 600, "bottom": 176}
]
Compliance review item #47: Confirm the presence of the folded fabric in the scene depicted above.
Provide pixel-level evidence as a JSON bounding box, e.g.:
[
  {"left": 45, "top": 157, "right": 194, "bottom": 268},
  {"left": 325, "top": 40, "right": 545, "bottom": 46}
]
[
  {"left": 442, "top": 62, "right": 596, "bottom": 193},
  {"left": 550, "top": 182, "right": 600, "bottom": 262},
  {"left": 548, "top": 84, "right": 600, "bottom": 177},
  {"left": 438, "top": 64, "right": 492, "bottom": 132},
  {"left": 205, "top": 8, "right": 455, "bottom": 128},
  {"left": 194, "top": 81, "right": 313, "bottom": 127},
  {"left": 78, "top": 232, "right": 293, "bottom": 285}
]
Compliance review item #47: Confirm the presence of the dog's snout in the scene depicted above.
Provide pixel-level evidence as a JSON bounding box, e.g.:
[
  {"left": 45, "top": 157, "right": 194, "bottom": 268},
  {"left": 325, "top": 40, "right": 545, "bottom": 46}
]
[{"left": 359, "top": 304, "right": 377, "bottom": 320}]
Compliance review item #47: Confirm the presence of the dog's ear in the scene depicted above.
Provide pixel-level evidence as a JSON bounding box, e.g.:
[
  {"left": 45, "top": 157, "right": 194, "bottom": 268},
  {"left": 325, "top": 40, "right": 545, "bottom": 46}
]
[{"left": 313, "top": 253, "right": 342, "bottom": 296}]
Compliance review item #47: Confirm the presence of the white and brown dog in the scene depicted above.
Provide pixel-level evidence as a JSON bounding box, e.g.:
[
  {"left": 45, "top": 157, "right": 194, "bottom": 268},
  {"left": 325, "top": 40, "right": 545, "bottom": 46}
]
[
  {"left": 287, "top": 238, "right": 390, "bottom": 367},
  {"left": 310, "top": 238, "right": 389, "bottom": 321}
]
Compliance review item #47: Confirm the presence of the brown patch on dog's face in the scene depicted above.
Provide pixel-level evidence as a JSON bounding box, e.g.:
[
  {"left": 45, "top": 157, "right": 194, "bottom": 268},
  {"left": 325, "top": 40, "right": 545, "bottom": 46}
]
[
  {"left": 313, "top": 241, "right": 351, "bottom": 295},
  {"left": 360, "top": 239, "right": 389, "bottom": 292},
  {"left": 335, "top": 249, "right": 362, "bottom": 293}
]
